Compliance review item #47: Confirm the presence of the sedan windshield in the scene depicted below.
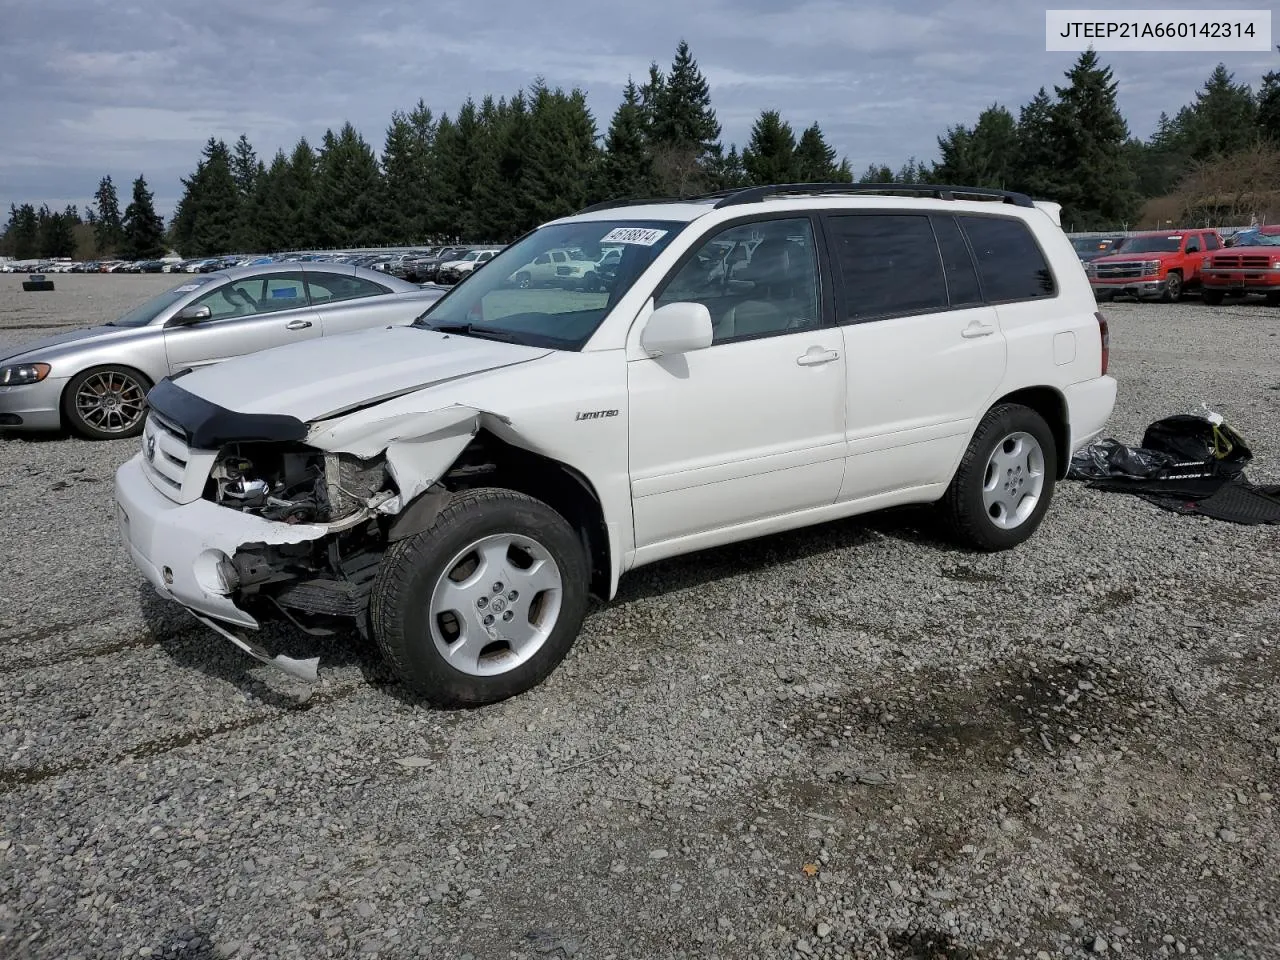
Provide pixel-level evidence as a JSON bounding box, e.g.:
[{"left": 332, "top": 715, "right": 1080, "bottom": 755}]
[
  {"left": 107, "top": 276, "right": 217, "bottom": 327},
  {"left": 1115, "top": 236, "right": 1182, "bottom": 254},
  {"left": 413, "top": 219, "right": 683, "bottom": 349}
]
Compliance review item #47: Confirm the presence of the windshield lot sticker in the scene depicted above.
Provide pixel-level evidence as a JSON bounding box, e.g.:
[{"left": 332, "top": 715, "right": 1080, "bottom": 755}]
[{"left": 599, "top": 227, "right": 668, "bottom": 246}]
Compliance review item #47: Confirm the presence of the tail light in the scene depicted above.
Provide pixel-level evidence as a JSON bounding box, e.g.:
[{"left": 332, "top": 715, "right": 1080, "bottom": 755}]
[{"left": 1095, "top": 311, "right": 1110, "bottom": 375}]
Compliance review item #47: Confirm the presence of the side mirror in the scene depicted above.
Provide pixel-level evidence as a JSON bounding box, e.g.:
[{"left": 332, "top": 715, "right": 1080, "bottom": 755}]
[
  {"left": 170, "top": 303, "right": 212, "bottom": 325},
  {"left": 640, "top": 301, "right": 713, "bottom": 357}
]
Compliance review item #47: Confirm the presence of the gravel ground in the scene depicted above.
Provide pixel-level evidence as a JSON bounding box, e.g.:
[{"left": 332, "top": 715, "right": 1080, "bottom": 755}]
[{"left": 1, "top": 274, "right": 1278, "bottom": 960}]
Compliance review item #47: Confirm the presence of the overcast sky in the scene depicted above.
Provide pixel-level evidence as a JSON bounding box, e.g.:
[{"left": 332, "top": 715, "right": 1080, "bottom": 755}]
[{"left": 1, "top": 0, "right": 1276, "bottom": 221}]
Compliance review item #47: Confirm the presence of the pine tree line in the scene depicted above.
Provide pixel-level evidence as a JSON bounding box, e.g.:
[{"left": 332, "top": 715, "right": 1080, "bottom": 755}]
[
  {"left": 5, "top": 43, "right": 1280, "bottom": 257},
  {"left": 1, "top": 174, "right": 164, "bottom": 260}
]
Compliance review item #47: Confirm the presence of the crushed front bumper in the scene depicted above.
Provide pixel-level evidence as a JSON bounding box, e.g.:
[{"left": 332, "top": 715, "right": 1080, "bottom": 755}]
[{"left": 114, "top": 453, "right": 338, "bottom": 680}]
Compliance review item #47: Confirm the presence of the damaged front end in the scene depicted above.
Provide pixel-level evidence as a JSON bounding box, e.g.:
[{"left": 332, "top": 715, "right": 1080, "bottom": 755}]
[{"left": 208, "top": 442, "right": 396, "bottom": 638}]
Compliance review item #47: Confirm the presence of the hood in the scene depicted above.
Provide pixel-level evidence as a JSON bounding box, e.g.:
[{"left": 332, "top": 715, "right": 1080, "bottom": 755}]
[
  {"left": 0, "top": 324, "right": 146, "bottom": 364},
  {"left": 169, "top": 324, "right": 553, "bottom": 422}
]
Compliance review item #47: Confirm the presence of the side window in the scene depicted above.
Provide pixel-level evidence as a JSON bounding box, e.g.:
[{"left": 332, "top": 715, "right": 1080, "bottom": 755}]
[
  {"left": 305, "top": 272, "right": 389, "bottom": 304},
  {"left": 189, "top": 276, "right": 271, "bottom": 320},
  {"left": 654, "top": 217, "right": 820, "bottom": 344},
  {"left": 258, "top": 274, "right": 307, "bottom": 313},
  {"left": 931, "top": 215, "right": 983, "bottom": 307},
  {"left": 958, "top": 216, "right": 1056, "bottom": 302},
  {"left": 1205, "top": 233, "right": 1220, "bottom": 250},
  {"left": 1185, "top": 236, "right": 1200, "bottom": 254},
  {"left": 534, "top": 253, "right": 550, "bottom": 265},
  {"left": 825, "top": 214, "right": 947, "bottom": 322},
  {"left": 552, "top": 251, "right": 567, "bottom": 263}
]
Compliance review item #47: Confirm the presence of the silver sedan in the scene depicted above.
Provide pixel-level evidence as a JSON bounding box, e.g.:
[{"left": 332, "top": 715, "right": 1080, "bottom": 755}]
[{"left": 0, "top": 263, "right": 447, "bottom": 440}]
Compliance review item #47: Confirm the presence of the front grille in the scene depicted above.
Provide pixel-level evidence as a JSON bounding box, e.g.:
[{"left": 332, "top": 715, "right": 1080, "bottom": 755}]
[
  {"left": 1211, "top": 254, "right": 1271, "bottom": 269},
  {"left": 140, "top": 412, "right": 218, "bottom": 504},
  {"left": 1094, "top": 261, "right": 1153, "bottom": 280}
]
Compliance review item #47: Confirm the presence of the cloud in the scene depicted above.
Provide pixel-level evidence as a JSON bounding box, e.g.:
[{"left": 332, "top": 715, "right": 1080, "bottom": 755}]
[{"left": 0, "top": 0, "right": 1276, "bottom": 220}]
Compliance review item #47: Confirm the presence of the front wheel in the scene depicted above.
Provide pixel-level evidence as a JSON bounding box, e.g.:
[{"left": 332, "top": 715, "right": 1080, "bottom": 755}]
[
  {"left": 1161, "top": 272, "right": 1183, "bottom": 302},
  {"left": 62, "top": 365, "right": 153, "bottom": 440},
  {"left": 939, "top": 404, "right": 1058, "bottom": 551},
  {"left": 370, "top": 488, "right": 590, "bottom": 707}
]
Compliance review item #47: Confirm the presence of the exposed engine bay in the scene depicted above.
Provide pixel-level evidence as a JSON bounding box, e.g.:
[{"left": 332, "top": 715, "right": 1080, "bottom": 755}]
[{"left": 203, "top": 437, "right": 501, "bottom": 636}]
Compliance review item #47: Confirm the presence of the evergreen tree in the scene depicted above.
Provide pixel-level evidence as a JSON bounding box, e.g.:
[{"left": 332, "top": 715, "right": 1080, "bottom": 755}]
[
  {"left": 1048, "top": 50, "right": 1139, "bottom": 229},
  {"left": 598, "top": 78, "right": 654, "bottom": 200},
  {"left": 1259, "top": 60, "right": 1280, "bottom": 143},
  {"left": 521, "top": 82, "right": 600, "bottom": 228},
  {"left": 250, "top": 150, "right": 293, "bottom": 252},
  {"left": 121, "top": 174, "right": 166, "bottom": 259},
  {"left": 285, "top": 137, "right": 319, "bottom": 249},
  {"left": 313, "top": 122, "right": 385, "bottom": 247},
  {"left": 704, "top": 143, "right": 747, "bottom": 190},
  {"left": 171, "top": 138, "right": 241, "bottom": 255},
  {"left": 230, "top": 134, "right": 263, "bottom": 250},
  {"left": 1170, "top": 64, "right": 1257, "bottom": 161},
  {"left": 381, "top": 100, "right": 435, "bottom": 243},
  {"left": 647, "top": 42, "right": 721, "bottom": 195},
  {"left": 37, "top": 204, "right": 77, "bottom": 258},
  {"left": 472, "top": 93, "right": 531, "bottom": 240},
  {"left": 6, "top": 204, "right": 39, "bottom": 258},
  {"left": 1011, "top": 87, "right": 1058, "bottom": 198},
  {"left": 793, "top": 123, "right": 846, "bottom": 181},
  {"left": 932, "top": 105, "right": 1017, "bottom": 187},
  {"left": 92, "top": 175, "right": 124, "bottom": 256},
  {"left": 742, "top": 110, "right": 797, "bottom": 185},
  {"left": 858, "top": 163, "right": 896, "bottom": 183}
]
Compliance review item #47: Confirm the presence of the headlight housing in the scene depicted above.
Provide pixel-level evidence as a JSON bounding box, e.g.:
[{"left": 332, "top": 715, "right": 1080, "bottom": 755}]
[
  {"left": 0, "top": 362, "right": 51, "bottom": 386},
  {"left": 1143, "top": 260, "right": 1161, "bottom": 273}
]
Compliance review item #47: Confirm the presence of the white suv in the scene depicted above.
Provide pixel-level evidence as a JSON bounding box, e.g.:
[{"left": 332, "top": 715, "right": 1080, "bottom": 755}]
[{"left": 113, "top": 184, "right": 1117, "bottom": 706}]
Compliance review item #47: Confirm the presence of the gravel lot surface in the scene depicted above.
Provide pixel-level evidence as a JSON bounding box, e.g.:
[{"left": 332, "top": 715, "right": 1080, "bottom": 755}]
[{"left": 1, "top": 274, "right": 1278, "bottom": 959}]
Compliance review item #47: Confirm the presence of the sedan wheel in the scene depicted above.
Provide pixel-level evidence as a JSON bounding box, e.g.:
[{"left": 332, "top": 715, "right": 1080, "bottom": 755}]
[{"left": 63, "top": 366, "right": 152, "bottom": 440}]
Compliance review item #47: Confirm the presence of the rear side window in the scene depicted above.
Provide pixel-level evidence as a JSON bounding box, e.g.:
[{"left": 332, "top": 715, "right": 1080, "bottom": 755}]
[
  {"left": 1204, "top": 233, "right": 1220, "bottom": 250},
  {"left": 931, "top": 215, "right": 982, "bottom": 307},
  {"left": 306, "top": 272, "right": 389, "bottom": 304},
  {"left": 958, "top": 216, "right": 1056, "bottom": 301},
  {"left": 825, "top": 214, "right": 948, "bottom": 321}
]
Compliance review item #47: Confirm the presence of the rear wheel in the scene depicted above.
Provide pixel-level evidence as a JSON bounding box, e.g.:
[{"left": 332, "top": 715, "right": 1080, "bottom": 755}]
[
  {"left": 939, "top": 404, "right": 1057, "bottom": 551},
  {"left": 1201, "top": 289, "right": 1225, "bottom": 306},
  {"left": 370, "top": 488, "right": 590, "bottom": 707},
  {"left": 62, "top": 365, "right": 152, "bottom": 440}
]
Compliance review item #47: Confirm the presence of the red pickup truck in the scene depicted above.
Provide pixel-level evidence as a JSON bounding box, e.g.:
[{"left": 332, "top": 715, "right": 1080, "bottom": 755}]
[
  {"left": 1201, "top": 234, "right": 1280, "bottom": 305},
  {"left": 1085, "top": 228, "right": 1223, "bottom": 302}
]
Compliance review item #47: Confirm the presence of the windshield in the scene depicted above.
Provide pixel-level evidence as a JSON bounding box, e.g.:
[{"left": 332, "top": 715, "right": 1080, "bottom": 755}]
[
  {"left": 1240, "top": 234, "right": 1280, "bottom": 247},
  {"left": 107, "top": 276, "right": 216, "bottom": 327},
  {"left": 1115, "top": 236, "right": 1182, "bottom": 254},
  {"left": 413, "top": 219, "right": 683, "bottom": 349}
]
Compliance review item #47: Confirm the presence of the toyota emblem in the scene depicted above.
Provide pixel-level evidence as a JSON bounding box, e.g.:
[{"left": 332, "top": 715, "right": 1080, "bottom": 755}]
[{"left": 146, "top": 435, "right": 157, "bottom": 461}]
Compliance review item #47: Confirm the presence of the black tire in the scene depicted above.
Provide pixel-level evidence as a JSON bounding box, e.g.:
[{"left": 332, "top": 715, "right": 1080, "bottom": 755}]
[
  {"left": 1265, "top": 293, "right": 1280, "bottom": 307},
  {"left": 582, "top": 271, "right": 601, "bottom": 292},
  {"left": 938, "top": 403, "right": 1058, "bottom": 552},
  {"left": 61, "top": 365, "right": 153, "bottom": 440},
  {"left": 1162, "top": 271, "right": 1183, "bottom": 302},
  {"left": 370, "top": 487, "right": 590, "bottom": 708},
  {"left": 1201, "top": 289, "right": 1225, "bottom": 306}
]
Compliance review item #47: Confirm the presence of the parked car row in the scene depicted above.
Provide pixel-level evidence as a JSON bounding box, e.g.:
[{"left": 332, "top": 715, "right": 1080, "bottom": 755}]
[{"left": 1082, "top": 226, "right": 1280, "bottom": 305}]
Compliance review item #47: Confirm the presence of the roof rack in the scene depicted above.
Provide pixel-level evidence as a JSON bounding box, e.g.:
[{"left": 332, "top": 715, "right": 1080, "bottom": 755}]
[
  {"left": 710, "top": 182, "right": 1036, "bottom": 209},
  {"left": 574, "top": 196, "right": 691, "bottom": 214}
]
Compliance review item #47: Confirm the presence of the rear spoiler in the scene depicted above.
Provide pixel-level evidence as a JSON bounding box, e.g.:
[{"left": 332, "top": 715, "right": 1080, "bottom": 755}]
[{"left": 1034, "top": 200, "right": 1062, "bottom": 226}]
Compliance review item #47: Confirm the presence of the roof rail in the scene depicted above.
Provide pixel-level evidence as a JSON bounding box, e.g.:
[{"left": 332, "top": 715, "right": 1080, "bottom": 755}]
[
  {"left": 710, "top": 182, "right": 1036, "bottom": 209},
  {"left": 574, "top": 196, "right": 689, "bottom": 214}
]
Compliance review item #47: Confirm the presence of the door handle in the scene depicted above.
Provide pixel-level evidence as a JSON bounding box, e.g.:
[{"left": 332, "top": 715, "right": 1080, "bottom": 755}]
[
  {"left": 286, "top": 319, "right": 313, "bottom": 330},
  {"left": 961, "top": 322, "right": 995, "bottom": 339},
  {"left": 796, "top": 347, "right": 839, "bottom": 366}
]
